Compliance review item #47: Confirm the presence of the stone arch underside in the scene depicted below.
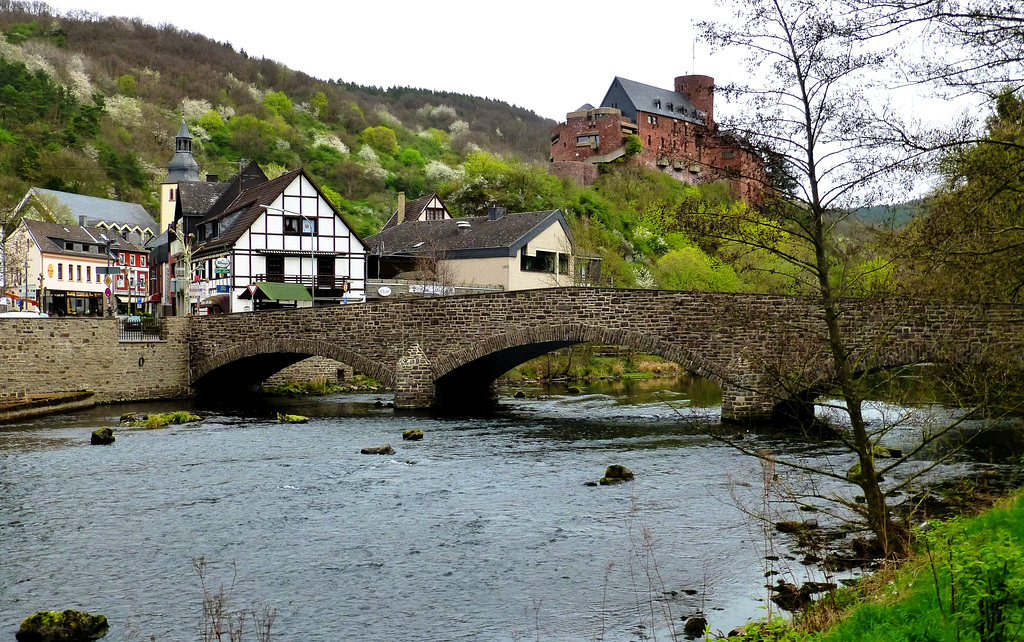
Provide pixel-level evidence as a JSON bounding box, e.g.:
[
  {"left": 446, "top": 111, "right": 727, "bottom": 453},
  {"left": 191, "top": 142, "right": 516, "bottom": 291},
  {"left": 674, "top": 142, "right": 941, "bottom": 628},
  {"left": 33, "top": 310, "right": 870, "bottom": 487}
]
[
  {"left": 190, "top": 339, "right": 394, "bottom": 390},
  {"left": 428, "top": 324, "right": 728, "bottom": 408}
]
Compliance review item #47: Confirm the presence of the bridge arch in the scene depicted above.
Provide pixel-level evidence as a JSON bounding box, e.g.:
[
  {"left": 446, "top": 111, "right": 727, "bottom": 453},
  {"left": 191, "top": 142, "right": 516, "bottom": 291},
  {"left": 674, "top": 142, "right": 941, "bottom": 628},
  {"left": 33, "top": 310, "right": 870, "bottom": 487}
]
[
  {"left": 424, "top": 323, "right": 730, "bottom": 409},
  {"left": 190, "top": 338, "right": 394, "bottom": 390}
]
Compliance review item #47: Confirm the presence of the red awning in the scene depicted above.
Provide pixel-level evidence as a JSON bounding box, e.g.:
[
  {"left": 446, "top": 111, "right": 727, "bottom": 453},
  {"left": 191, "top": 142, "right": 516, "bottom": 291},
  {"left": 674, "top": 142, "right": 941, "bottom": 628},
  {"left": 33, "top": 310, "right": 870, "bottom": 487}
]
[
  {"left": 4, "top": 291, "right": 38, "bottom": 306},
  {"left": 144, "top": 293, "right": 161, "bottom": 303}
]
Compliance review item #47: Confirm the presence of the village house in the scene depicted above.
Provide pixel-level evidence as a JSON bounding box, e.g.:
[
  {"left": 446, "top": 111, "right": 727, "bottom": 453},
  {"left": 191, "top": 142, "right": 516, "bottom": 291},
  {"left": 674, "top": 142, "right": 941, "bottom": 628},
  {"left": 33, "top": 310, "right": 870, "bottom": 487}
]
[
  {"left": 366, "top": 193, "right": 594, "bottom": 296},
  {"left": 156, "top": 122, "right": 368, "bottom": 315},
  {"left": 7, "top": 219, "right": 148, "bottom": 316},
  {"left": 549, "top": 74, "right": 765, "bottom": 203},
  {"left": 12, "top": 187, "right": 158, "bottom": 246}
]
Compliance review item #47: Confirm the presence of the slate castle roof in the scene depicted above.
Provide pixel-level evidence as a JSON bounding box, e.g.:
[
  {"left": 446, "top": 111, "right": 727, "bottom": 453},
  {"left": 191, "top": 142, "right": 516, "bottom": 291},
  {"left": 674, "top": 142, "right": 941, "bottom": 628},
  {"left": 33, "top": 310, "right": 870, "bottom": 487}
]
[{"left": 602, "top": 76, "right": 705, "bottom": 125}]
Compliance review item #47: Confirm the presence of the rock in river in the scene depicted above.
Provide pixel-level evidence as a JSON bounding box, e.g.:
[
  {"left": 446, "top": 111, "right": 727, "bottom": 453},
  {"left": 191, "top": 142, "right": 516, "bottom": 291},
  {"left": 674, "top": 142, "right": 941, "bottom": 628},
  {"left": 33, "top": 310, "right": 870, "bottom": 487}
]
[
  {"left": 361, "top": 444, "right": 395, "bottom": 455},
  {"left": 16, "top": 609, "right": 109, "bottom": 642},
  {"left": 90, "top": 428, "right": 115, "bottom": 445},
  {"left": 599, "top": 464, "right": 635, "bottom": 485},
  {"left": 402, "top": 429, "right": 424, "bottom": 441}
]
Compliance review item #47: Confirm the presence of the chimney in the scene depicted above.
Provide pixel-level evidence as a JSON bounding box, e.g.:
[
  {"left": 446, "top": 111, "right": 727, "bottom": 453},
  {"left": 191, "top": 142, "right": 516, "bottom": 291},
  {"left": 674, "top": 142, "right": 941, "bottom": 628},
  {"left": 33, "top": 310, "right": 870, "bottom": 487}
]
[
  {"left": 674, "top": 75, "right": 715, "bottom": 127},
  {"left": 397, "top": 192, "right": 406, "bottom": 225},
  {"left": 78, "top": 215, "right": 87, "bottom": 227},
  {"left": 487, "top": 206, "right": 507, "bottom": 221}
]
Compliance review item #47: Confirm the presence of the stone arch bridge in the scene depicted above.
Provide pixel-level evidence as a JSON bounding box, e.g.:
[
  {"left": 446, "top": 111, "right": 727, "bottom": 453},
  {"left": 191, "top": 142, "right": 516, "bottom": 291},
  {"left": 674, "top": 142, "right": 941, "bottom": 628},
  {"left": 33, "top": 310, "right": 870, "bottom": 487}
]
[{"left": 188, "top": 288, "right": 1024, "bottom": 422}]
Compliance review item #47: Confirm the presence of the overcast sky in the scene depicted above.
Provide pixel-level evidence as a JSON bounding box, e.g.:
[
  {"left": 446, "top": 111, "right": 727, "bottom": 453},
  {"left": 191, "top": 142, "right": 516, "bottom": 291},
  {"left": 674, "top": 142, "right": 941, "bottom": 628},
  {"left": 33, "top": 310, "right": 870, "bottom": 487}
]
[{"left": 38, "top": 0, "right": 732, "bottom": 121}]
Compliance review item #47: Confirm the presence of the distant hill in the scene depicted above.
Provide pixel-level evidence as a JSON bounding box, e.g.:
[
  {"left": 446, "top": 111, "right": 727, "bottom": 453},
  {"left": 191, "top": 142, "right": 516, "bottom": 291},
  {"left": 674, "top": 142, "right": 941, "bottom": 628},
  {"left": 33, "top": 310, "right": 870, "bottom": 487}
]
[
  {"left": 852, "top": 200, "right": 924, "bottom": 228},
  {"left": 0, "top": 1, "right": 555, "bottom": 234}
]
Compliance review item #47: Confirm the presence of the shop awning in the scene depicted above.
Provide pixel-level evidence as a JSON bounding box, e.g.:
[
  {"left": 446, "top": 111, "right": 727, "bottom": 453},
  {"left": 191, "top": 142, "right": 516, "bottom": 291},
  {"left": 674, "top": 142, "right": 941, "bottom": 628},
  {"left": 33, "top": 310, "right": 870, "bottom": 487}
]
[
  {"left": 237, "top": 282, "right": 312, "bottom": 301},
  {"left": 199, "top": 294, "right": 230, "bottom": 311},
  {"left": 144, "top": 293, "right": 161, "bottom": 303}
]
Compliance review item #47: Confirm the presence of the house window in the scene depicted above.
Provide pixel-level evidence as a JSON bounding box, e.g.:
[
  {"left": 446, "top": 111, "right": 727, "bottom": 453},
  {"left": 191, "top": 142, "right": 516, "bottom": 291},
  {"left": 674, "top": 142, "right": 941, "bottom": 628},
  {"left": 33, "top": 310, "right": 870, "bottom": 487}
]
[
  {"left": 521, "top": 250, "right": 557, "bottom": 273},
  {"left": 86, "top": 266, "right": 91, "bottom": 282},
  {"left": 169, "top": 188, "right": 176, "bottom": 201},
  {"left": 118, "top": 252, "right": 125, "bottom": 265},
  {"left": 57, "top": 264, "right": 63, "bottom": 280},
  {"left": 284, "top": 216, "right": 316, "bottom": 235},
  {"left": 130, "top": 254, "right": 136, "bottom": 267},
  {"left": 140, "top": 256, "right": 147, "bottom": 268},
  {"left": 266, "top": 255, "right": 284, "bottom": 281},
  {"left": 648, "top": 115, "right": 658, "bottom": 125},
  {"left": 424, "top": 207, "right": 445, "bottom": 221},
  {"left": 76, "top": 265, "right": 81, "bottom": 281}
]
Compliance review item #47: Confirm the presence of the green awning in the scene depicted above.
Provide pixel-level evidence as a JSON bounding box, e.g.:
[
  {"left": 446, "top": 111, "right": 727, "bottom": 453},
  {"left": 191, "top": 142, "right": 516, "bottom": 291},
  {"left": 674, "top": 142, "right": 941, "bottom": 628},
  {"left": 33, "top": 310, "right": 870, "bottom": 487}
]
[{"left": 253, "top": 282, "right": 312, "bottom": 301}]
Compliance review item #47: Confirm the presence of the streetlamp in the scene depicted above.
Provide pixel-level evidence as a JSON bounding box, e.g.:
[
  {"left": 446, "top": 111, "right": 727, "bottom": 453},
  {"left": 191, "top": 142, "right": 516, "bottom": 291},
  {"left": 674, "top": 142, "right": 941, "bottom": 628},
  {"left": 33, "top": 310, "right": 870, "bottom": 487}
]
[
  {"left": 105, "top": 238, "right": 119, "bottom": 317},
  {"left": 259, "top": 204, "right": 316, "bottom": 307}
]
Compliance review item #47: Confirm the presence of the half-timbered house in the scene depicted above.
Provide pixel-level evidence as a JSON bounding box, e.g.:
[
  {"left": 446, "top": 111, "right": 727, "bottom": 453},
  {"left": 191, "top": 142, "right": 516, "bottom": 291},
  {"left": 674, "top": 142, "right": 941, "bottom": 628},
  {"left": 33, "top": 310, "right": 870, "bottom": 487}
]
[{"left": 185, "top": 168, "right": 368, "bottom": 313}]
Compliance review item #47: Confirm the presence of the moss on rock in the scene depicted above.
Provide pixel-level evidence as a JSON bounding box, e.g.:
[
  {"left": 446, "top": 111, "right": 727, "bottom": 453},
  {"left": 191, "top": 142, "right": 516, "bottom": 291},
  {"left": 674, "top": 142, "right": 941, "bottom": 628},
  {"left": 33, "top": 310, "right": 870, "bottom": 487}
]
[{"left": 16, "top": 609, "right": 109, "bottom": 642}]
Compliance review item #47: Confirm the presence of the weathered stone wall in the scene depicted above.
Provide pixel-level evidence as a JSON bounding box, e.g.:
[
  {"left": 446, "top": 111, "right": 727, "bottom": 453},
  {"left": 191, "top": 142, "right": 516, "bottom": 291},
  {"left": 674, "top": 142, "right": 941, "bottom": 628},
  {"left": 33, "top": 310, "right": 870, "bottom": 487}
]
[
  {"left": 262, "top": 356, "right": 353, "bottom": 387},
  {"left": 0, "top": 317, "right": 190, "bottom": 403},
  {"left": 548, "top": 162, "right": 601, "bottom": 187},
  {"left": 188, "top": 289, "right": 1024, "bottom": 421}
]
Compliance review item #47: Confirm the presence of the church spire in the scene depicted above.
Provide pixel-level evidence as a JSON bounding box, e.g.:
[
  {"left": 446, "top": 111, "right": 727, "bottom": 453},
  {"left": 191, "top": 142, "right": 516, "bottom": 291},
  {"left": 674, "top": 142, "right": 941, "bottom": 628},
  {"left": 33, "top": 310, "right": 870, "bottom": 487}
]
[{"left": 165, "top": 119, "right": 200, "bottom": 182}]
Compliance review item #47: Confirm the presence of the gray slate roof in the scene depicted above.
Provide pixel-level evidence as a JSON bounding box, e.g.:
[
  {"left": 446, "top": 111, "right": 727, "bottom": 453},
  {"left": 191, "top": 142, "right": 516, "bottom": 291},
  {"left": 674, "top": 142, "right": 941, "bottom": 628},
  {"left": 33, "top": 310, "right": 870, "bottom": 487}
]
[
  {"left": 602, "top": 76, "right": 705, "bottom": 125},
  {"left": 22, "top": 219, "right": 147, "bottom": 260},
  {"left": 380, "top": 193, "right": 450, "bottom": 232},
  {"left": 27, "top": 188, "right": 157, "bottom": 234},
  {"left": 366, "top": 210, "right": 570, "bottom": 259},
  {"left": 166, "top": 120, "right": 201, "bottom": 182}
]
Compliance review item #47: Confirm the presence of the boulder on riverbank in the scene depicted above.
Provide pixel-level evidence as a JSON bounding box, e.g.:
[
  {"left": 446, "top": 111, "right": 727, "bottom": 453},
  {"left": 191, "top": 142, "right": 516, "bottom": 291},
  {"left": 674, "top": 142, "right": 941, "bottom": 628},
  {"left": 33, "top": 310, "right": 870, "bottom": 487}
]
[
  {"left": 361, "top": 444, "right": 395, "bottom": 455},
  {"left": 402, "top": 429, "right": 423, "bottom": 441},
  {"left": 599, "top": 464, "right": 635, "bottom": 485},
  {"left": 16, "top": 609, "right": 109, "bottom": 642},
  {"left": 682, "top": 615, "right": 707, "bottom": 638},
  {"left": 90, "top": 427, "right": 114, "bottom": 445}
]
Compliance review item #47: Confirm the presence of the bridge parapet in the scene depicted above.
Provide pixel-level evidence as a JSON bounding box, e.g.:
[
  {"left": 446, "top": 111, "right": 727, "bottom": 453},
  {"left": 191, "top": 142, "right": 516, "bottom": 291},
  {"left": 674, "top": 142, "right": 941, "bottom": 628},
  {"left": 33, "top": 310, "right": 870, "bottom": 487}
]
[{"left": 188, "top": 289, "right": 1024, "bottom": 422}]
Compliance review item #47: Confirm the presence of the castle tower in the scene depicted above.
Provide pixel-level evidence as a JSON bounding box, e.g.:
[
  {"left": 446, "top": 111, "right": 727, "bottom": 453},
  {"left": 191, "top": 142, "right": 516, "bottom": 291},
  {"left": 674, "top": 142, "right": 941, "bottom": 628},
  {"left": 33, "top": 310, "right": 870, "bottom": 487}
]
[
  {"left": 159, "top": 120, "right": 200, "bottom": 233},
  {"left": 675, "top": 75, "right": 715, "bottom": 128}
]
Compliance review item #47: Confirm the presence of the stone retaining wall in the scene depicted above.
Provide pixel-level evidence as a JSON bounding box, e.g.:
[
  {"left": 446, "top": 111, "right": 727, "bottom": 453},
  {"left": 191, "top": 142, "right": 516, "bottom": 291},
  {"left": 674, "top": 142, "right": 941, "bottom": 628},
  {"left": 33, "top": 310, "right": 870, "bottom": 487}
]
[{"left": 0, "top": 317, "right": 190, "bottom": 403}]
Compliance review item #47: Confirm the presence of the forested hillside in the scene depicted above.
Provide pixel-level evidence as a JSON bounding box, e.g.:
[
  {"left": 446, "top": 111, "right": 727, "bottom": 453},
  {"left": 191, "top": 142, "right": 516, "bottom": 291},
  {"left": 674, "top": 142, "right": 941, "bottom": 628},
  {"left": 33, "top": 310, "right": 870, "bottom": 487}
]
[{"left": 0, "top": 2, "right": 553, "bottom": 232}]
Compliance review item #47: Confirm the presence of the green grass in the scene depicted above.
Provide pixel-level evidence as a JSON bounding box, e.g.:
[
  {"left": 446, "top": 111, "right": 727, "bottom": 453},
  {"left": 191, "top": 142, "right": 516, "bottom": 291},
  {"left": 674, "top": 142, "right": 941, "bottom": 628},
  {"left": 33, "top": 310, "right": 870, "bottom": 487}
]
[{"left": 727, "top": 491, "right": 1024, "bottom": 641}]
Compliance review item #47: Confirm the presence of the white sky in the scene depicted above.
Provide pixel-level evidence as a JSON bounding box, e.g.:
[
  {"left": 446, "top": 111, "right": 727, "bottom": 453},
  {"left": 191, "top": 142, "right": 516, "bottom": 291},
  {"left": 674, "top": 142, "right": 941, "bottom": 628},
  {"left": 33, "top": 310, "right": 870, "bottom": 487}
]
[{"left": 39, "top": 0, "right": 729, "bottom": 121}]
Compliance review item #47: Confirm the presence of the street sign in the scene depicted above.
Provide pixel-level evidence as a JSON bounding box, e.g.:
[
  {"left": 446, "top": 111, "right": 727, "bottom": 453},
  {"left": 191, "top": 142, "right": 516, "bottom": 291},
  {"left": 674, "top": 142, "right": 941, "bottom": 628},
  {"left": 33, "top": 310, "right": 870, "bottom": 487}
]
[
  {"left": 96, "top": 267, "right": 120, "bottom": 275},
  {"left": 104, "top": 287, "right": 111, "bottom": 297},
  {"left": 247, "top": 284, "right": 258, "bottom": 297}
]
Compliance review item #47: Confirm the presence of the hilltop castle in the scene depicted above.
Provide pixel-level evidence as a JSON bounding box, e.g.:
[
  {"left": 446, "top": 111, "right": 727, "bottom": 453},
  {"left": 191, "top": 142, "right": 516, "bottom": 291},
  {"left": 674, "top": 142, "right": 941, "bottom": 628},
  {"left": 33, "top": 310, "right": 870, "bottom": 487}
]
[{"left": 549, "top": 75, "right": 764, "bottom": 203}]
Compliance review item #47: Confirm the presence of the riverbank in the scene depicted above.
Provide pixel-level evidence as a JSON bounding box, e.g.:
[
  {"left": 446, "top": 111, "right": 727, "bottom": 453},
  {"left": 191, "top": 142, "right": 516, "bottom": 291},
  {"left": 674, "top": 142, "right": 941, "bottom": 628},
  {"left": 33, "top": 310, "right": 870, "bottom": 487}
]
[
  {"left": 0, "top": 391, "right": 95, "bottom": 423},
  {"left": 735, "top": 485, "right": 1024, "bottom": 641}
]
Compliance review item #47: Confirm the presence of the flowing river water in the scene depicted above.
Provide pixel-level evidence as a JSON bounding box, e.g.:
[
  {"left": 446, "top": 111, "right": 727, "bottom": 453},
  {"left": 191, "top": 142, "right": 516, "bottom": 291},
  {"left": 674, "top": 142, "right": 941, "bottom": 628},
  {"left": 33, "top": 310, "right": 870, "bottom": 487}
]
[{"left": 1, "top": 376, "right": 1021, "bottom": 641}]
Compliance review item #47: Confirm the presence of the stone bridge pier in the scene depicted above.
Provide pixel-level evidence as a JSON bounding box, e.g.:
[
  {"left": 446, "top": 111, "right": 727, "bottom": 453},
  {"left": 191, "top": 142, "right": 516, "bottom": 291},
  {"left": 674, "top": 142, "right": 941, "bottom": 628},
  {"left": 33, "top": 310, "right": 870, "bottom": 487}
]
[{"left": 188, "top": 288, "right": 1024, "bottom": 424}]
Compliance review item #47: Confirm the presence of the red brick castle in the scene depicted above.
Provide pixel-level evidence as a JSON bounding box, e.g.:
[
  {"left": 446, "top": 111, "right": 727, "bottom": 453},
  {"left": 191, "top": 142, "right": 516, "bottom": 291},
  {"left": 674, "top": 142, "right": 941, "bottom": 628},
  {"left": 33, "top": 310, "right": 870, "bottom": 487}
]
[{"left": 550, "top": 75, "right": 764, "bottom": 204}]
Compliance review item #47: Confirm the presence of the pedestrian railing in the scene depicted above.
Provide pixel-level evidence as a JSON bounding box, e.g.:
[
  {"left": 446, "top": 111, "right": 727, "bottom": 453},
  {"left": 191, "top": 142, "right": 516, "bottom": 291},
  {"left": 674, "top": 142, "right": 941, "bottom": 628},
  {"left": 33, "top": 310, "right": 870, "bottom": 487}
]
[{"left": 118, "top": 316, "right": 163, "bottom": 342}]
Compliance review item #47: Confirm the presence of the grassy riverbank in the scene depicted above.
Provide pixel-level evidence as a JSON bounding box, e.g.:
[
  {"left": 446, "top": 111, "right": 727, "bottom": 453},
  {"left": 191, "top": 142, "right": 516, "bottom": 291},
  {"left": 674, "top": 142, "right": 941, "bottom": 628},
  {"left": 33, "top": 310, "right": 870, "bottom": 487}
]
[
  {"left": 739, "top": 488, "right": 1024, "bottom": 641},
  {"left": 500, "top": 346, "right": 681, "bottom": 382}
]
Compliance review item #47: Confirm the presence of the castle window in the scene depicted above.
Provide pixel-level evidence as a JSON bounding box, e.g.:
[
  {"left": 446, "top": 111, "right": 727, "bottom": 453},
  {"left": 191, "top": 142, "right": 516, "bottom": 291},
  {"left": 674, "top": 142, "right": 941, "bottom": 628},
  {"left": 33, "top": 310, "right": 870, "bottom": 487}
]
[
  {"left": 169, "top": 188, "right": 176, "bottom": 201},
  {"left": 722, "top": 150, "right": 736, "bottom": 159},
  {"left": 648, "top": 115, "right": 658, "bottom": 125}
]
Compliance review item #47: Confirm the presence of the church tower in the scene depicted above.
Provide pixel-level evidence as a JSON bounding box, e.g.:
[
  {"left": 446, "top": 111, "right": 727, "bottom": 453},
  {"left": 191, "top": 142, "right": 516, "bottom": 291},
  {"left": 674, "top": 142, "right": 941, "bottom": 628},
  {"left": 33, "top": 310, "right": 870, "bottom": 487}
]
[{"left": 159, "top": 120, "right": 201, "bottom": 233}]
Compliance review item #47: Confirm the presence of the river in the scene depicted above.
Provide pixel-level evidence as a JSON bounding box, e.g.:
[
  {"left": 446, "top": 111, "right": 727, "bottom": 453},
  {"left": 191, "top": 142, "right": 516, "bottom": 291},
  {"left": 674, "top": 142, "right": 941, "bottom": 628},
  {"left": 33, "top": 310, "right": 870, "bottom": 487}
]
[{"left": 1, "top": 377, "right": 1019, "bottom": 641}]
